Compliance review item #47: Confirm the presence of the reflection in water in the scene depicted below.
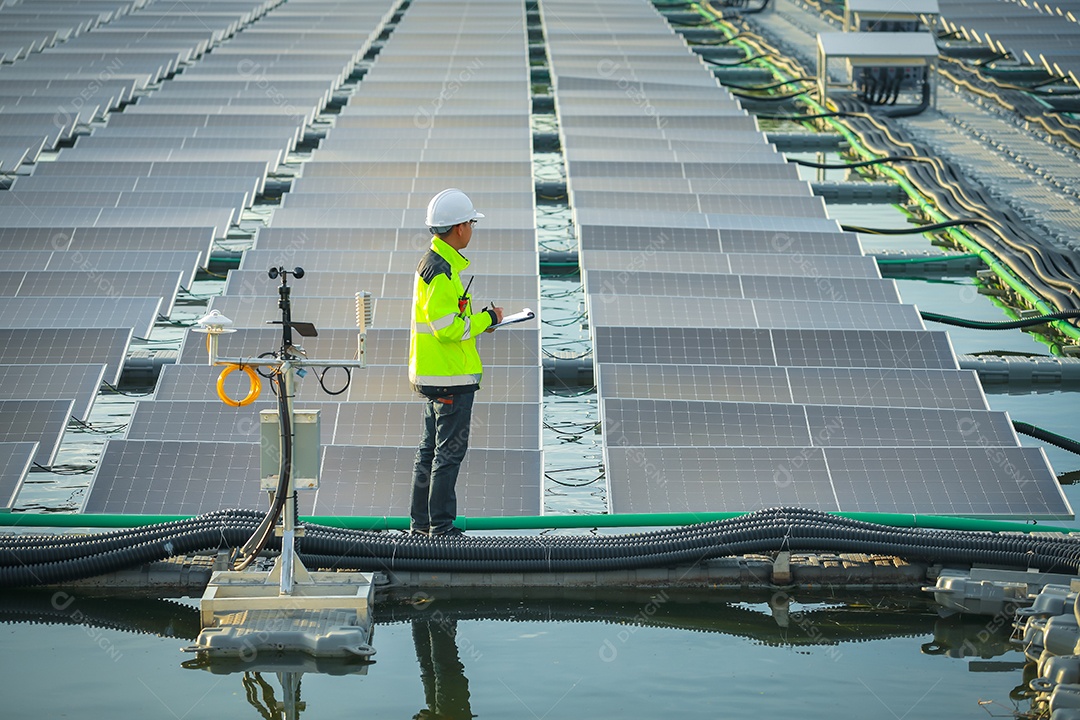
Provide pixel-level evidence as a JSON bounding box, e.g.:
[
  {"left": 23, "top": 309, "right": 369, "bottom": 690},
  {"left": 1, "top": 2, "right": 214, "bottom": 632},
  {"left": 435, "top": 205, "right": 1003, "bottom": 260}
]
[
  {"left": 0, "top": 587, "right": 1036, "bottom": 718},
  {"left": 242, "top": 671, "right": 304, "bottom": 720},
  {"left": 412, "top": 619, "right": 473, "bottom": 720}
]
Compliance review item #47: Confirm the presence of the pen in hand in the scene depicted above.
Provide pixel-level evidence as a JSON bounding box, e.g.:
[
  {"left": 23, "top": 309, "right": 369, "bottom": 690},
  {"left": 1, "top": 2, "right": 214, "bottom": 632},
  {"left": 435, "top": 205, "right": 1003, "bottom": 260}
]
[{"left": 485, "top": 302, "right": 503, "bottom": 332}]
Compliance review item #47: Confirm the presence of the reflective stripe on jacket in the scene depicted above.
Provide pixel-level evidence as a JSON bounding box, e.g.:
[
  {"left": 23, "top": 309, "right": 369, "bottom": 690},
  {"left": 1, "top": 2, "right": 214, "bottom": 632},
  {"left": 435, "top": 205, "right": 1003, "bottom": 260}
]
[{"left": 408, "top": 236, "right": 494, "bottom": 391}]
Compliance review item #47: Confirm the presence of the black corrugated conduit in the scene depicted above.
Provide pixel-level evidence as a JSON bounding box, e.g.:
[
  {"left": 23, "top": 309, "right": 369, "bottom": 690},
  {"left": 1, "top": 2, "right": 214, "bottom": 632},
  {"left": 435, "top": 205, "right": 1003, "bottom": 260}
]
[
  {"left": 4, "top": 507, "right": 1080, "bottom": 588},
  {"left": 921, "top": 309, "right": 1080, "bottom": 330},
  {"left": 717, "top": 17, "right": 1080, "bottom": 312},
  {"left": 1013, "top": 422, "right": 1080, "bottom": 457},
  {"left": 785, "top": 132, "right": 1080, "bottom": 312},
  {"left": 828, "top": 99, "right": 1080, "bottom": 311}
]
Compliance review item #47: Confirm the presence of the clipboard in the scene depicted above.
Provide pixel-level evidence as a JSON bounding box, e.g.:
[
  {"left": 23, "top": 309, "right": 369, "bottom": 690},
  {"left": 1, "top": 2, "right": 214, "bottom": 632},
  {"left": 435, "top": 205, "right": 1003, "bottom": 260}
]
[{"left": 490, "top": 308, "right": 535, "bottom": 328}]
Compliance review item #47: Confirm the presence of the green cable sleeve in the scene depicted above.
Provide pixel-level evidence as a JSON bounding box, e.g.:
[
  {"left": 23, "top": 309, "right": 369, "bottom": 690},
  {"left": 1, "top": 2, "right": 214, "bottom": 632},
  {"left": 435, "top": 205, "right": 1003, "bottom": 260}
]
[
  {"left": 876, "top": 253, "right": 981, "bottom": 264},
  {"left": 0, "top": 510, "right": 1073, "bottom": 535}
]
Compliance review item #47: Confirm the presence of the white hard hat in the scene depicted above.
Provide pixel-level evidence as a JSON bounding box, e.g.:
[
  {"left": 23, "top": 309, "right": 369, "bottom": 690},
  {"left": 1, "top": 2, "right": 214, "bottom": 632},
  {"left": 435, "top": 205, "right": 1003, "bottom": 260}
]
[{"left": 426, "top": 188, "right": 485, "bottom": 228}]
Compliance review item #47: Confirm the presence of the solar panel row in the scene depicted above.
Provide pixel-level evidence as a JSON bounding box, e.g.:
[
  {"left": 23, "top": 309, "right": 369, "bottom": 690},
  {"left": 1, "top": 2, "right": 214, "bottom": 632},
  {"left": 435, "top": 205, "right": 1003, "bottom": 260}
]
[
  {"left": 546, "top": 0, "right": 1070, "bottom": 518},
  {"left": 1, "top": 0, "right": 403, "bottom": 505},
  {"left": 83, "top": 0, "right": 544, "bottom": 517}
]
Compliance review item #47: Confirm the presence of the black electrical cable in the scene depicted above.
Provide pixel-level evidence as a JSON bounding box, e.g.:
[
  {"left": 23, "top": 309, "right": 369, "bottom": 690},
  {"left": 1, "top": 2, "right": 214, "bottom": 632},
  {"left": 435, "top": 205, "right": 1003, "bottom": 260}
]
[
  {"left": 689, "top": 32, "right": 742, "bottom": 45},
  {"left": 101, "top": 381, "right": 152, "bottom": 397},
  {"left": 729, "top": 88, "right": 805, "bottom": 101},
  {"left": 718, "top": 76, "right": 815, "bottom": 91},
  {"left": 703, "top": 0, "right": 772, "bottom": 15},
  {"left": 234, "top": 372, "right": 291, "bottom": 570},
  {"left": 724, "top": 13, "right": 1080, "bottom": 312},
  {"left": 787, "top": 155, "right": 920, "bottom": 169},
  {"left": 754, "top": 110, "right": 864, "bottom": 120},
  {"left": 546, "top": 474, "right": 602, "bottom": 487},
  {"left": 1013, "top": 422, "right": 1080, "bottom": 458},
  {"left": 31, "top": 462, "right": 93, "bottom": 475},
  {"left": 920, "top": 309, "right": 1080, "bottom": 330},
  {"left": 316, "top": 365, "right": 350, "bottom": 396},
  {"left": 8, "top": 507, "right": 1080, "bottom": 588},
  {"left": 702, "top": 53, "right": 770, "bottom": 67},
  {"left": 841, "top": 218, "right": 989, "bottom": 235},
  {"left": 832, "top": 99, "right": 1080, "bottom": 309}
]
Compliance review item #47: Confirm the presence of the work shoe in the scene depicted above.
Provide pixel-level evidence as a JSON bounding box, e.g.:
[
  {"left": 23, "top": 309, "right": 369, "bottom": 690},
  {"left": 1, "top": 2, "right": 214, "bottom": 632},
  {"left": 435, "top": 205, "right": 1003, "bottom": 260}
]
[
  {"left": 409, "top": 528, "right": 430, "bottom": 537},
  {"left": 431, "top": 527, "right": 465, "bottom": 538}
]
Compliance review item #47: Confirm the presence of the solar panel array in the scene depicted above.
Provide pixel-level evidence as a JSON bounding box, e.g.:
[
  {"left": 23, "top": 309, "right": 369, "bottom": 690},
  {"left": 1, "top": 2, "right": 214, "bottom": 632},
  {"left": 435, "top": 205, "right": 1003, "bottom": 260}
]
[
  {"left": 548, "top": 0, "right": 1070, "bottom": 518},
  {"left": 0, "top": 0, "right": 406, "bottom": 509},
  {"left": 4, "top": 0, "right": 1069, "bottom": 522},
  {"left": 81, "top": 0, "right": 543, "bottom": 518}
]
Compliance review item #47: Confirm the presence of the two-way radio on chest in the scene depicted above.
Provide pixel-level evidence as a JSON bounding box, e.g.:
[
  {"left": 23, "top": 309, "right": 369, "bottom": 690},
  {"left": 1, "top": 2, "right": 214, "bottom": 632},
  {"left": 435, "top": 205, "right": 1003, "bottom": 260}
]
[{"left": 458, "top": 274, "right": 474, "bottom": 314}]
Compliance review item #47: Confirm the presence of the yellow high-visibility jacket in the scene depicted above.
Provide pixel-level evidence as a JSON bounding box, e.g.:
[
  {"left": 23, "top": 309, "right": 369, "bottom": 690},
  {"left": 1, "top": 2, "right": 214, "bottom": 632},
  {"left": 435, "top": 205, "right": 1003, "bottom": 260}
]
[{"left": 408, "top": 236, "right": 495, "bottom": 395}]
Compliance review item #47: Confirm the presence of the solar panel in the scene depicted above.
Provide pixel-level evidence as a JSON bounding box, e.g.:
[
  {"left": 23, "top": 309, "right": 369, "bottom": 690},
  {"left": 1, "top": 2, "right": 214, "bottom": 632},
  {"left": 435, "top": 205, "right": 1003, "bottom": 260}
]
[
  {"left": 604, "top": 398, "right": 812, "bottom": 447},
  {"left": 805, "top": 405, "right": 1017, "bottom": 446},
  {"left": 0, "top": 273, "right": 23, "bottom": 297},
  {"left": 606, "top": 446, "right": 839, "bottom": 514},
  {"left": 753, "top": 299, "right": 923, "bottom": 330},
  {"left": 0, "top": 328, "right": 133, "bottom": 385},
  {"left": 160, "top": 360, "right": 540, "bottom": 408},
  {"left": 14, "top": 175, "right": 260, "bottom": 202},
  {"left": 0, "top": 364, "right": 106, "bottom": 420},
  {"left": 207, "top": 295, "right": 536, "bottom": 330},
  {"left": 313, "top": 445, "right": 542, "bottom": 517},
  {"left": 0, "top": 398, "right": 74, "bottom": 466},
  {"left": 593, "top": 326, "right": 959, "bottom": 369},
  {"left": 565, "top": 160, "right": 800, "bottom": 180},
  {"left": 584, "top": 270, "right": 733, "bottom": 299},
  {"left": 559, "top": 115, "right": 758, "bottom": 131},
  {"left": 0, "top": 207, "right": 235, "bottom": 237},
  {"left": 576, "top": 209, "right": 843, "bottom": 234},
  {"left": 824, "top": 446, "right": 1070, "bottom": 518},
  {"left": 772, "top": 329, "right": 959, "bottom": 370},
  {"left": 178, "top": 327, "right": 541, "bottom": 367},
  {"left": 0, "top": 226, "right": 207, "bottom": 255},
  {"left": 597, "top": 364, "right": 795, "bottom": 403},
  {"left": 719, "top": 229, "right": 862, "bottom": 256},
  {"left": 282, "top": 191, "right": 534, "bottom": 210},
  {"left": 240, "top": 249, "right": 538, "bottom": 275},
  {"left": 603, "top": 398, "right": 1016, "bottom": 447},
  {"left": 594, "top": 326, "right": 775, "bottom": 365},
  {"left": 127, "top": 401, "right": 339, "bottom": 444},
  {"left": 606, "top": 444, "right": 1070, "bottom": 518},
  {"left": 222, "top": 270, "right": 537, "bottom": 300},
  {"left": 597, "top": 363, "right": 989, "bottom": 409},
  {"left": 728, "top": 253, "right": 881, "bottom": 279},
  {"left": 580, "top": 250, "right": 730, "bottom": 275},
  {"left": 573, "top": 193, "right": 826, "bottom": 219},
  {"left": 0, "top": 251, "right": 52, "bottom": 271},
  {"left": 587, "top": 296, "right": 922, "bottom": 330},
  {"left": 83, "top": 440, "right": 265, "bottom": 515},
  {"left": 0, "top": 297, "right": 161, "bottom": 338},
  {"left": 43, "top": 250, "right": 203, "bottom": 286},
  {"left": 0, "top": 442, "right": 36, "bottom": 509},
  {"left": 742, "top": 276, "right": 900, "bottom": 303},
  {"left": 14, "top": 271, "right": 182, "bottom": 311},
  {"left": 29, "top": 161, "right": 269, "bottom": 182},
  {"left": 333, "top": 402, "right": 540, "bottom": 449},
  {"left": 578, "top": 227, "right": 864, "bottom": 259},
  {"left": 583, "top": 270, "right": 900, "bottom": 303},
  {"left": 224, "top": 270, "right": 403, "bottom": 297},
  {"left": 299, "top": 160, "right": 533, "bottom": 178}
]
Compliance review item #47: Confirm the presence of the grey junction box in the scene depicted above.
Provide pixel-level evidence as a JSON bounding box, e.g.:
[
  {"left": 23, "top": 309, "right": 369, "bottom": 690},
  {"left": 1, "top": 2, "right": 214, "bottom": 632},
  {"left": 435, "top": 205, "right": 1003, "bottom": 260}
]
[{"left": 260, "top": 408, "right": 320, "bottom": 489}]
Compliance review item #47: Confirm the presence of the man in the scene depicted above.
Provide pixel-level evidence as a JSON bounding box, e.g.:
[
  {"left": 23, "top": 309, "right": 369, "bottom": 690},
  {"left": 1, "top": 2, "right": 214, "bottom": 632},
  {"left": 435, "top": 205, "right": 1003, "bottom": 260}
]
[{"left": 408, "top": 188, "right": 503, "bottom": 537}]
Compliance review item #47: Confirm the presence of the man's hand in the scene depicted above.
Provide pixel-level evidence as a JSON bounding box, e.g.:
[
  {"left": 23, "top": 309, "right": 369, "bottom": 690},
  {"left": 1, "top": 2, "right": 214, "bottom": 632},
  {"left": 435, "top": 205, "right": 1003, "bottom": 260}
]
[{"left": 486, "top": 306, "right": 504, "bottom": 332}]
